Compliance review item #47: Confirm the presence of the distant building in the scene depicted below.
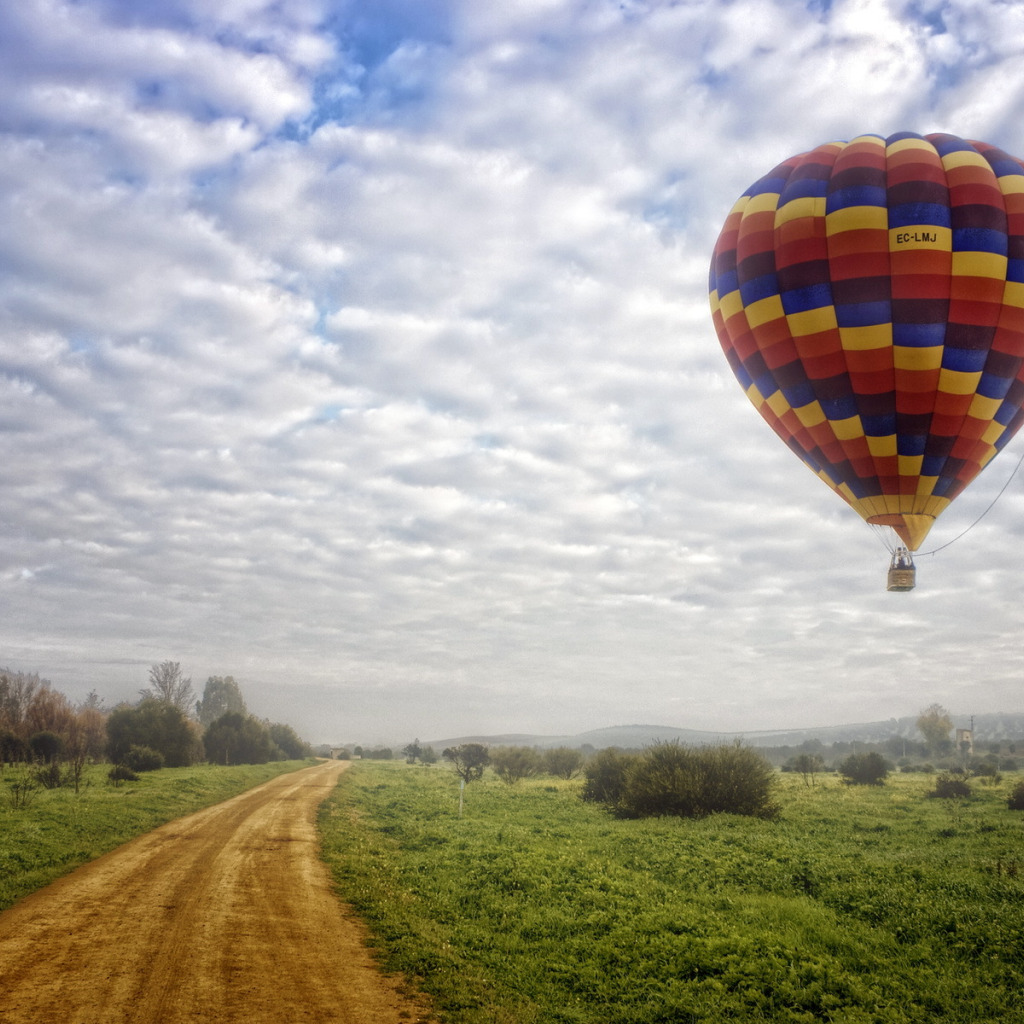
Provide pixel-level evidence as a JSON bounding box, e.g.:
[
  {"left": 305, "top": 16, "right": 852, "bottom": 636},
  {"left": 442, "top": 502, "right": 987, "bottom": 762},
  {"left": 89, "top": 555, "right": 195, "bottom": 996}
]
[{"left": 955, "top": 728, "right": 973, "bottom": 755}]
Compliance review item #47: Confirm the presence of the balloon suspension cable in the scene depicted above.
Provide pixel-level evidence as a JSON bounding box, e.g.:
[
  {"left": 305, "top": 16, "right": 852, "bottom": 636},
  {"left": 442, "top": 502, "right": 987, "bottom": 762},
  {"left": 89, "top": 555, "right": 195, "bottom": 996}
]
[{"left": 920, "top": 446, "right": 1024, "bottom": 556}]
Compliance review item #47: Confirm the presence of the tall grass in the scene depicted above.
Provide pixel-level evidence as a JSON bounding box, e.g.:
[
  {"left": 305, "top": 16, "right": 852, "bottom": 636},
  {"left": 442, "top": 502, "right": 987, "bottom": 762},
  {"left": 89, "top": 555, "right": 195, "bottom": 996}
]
[
  {"left": 0, "top": 759, "right": 313, "bottom": 911},
  {"left": 320, "top": 762, "right": 1024, "bottom": 1024}
]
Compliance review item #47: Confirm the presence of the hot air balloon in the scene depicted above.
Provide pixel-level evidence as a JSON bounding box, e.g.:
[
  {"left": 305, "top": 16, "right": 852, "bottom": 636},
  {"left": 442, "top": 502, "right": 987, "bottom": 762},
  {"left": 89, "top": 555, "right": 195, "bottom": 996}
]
[{"left": 709, "top": 132, "right": 1024, "bottom": 590}]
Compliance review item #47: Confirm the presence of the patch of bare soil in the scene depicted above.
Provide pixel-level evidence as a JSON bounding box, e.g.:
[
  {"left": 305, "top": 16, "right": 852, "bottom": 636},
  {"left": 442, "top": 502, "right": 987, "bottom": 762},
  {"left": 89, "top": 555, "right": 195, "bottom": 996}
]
[{"left": 0, "top": 759, "right": 431, "bottom": 1024}]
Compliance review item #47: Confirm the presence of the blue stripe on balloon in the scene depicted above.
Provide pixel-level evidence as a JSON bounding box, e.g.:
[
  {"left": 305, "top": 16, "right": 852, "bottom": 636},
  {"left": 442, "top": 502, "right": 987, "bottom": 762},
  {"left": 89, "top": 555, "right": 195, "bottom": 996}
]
[
  {"left": 952, "top": 227, "right": 1007, "bottom": 254},
  {"left": 887, "top": 202, "right": 951, "bottom": 228},
  {"left": 739, "top": 273, "right": 780, "bottom": 306},
  {"left": 826, "top": 185, "right": 887, "bottom": 211},
  {"left": 781, "top": 282, "right": 833, "bottom": 314},
  {"left": 835, "top": 301, "right": 891, "bottom": 327}
]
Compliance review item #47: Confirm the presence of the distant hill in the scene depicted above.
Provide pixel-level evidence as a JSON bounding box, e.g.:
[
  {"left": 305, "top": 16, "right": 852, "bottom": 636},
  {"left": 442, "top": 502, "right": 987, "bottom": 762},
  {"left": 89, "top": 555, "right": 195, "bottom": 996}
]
[{"left": 425, "top": 712, "right": 1024, "bottom": 752}]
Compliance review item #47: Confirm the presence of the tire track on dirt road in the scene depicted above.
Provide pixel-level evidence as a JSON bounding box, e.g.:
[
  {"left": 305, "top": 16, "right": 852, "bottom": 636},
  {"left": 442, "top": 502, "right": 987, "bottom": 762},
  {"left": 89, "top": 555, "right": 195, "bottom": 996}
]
[{"left": 0, "top": 759, "right": 430, "bottom": 1024}]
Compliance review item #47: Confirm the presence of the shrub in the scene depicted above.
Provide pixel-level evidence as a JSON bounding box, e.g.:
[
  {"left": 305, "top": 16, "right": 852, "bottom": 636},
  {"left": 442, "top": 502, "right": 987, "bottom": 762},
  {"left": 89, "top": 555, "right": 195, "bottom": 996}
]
[
  {"left": 490, "top": 745, "right": 541, "bottom": 785},
  {"left": 1007, "top": 781, "right": 1024, "bottom": 811},
  {"left": 837, "top": 751, "right": 890, "bottom": 786},
  {"left": 543, "top": 746, "right": 584, "bottom": 779},
  {"left": 928, "top": 773, "right": 972, "bottom": 799},
  {"left": 125, "top": 745, "right": 165, "bottom": 772},
  {"left": 108, "top": 764, "right": 139, "bottom": 786},
  {"left": 581, "top": 748, "right": 636, "bottom": 806},
  {"left": 33, "top": 762, "right": 65, "bottom": 789},
  {"left": 7, "top": 778, "right": 37, "bottom": 809},
  {"left": 586, "top": 742, "right": 778, "bottom": 820}
]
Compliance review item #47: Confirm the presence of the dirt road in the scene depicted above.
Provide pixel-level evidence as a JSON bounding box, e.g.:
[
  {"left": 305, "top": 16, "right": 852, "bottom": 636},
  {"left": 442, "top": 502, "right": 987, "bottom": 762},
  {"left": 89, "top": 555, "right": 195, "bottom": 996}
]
[{"left": 0, "top": 759, "right": 430, "bottom": 1024}]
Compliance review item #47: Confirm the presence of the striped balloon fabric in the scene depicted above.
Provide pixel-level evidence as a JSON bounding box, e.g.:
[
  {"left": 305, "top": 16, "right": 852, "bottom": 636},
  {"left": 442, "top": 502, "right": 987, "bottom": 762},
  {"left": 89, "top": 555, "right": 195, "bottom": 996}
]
[{"left": 709, "top": 132, "right": 1024, "bottom": 551}]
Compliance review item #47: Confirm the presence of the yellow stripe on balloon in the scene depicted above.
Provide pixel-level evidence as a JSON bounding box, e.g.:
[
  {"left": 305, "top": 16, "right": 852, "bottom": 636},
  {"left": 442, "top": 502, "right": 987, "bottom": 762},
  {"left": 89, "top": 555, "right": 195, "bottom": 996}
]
[
  {"left": 894, "top": 345, "right": 943, "bottom": 371},
  {"left": 794, "top": 401, "right": 826, "bottom": 428},
  {"left": 831, "top": 415, "right": 865, "bottom": 440},
  {"left": 743, "top": 191, "right": 783, "bottom": 217},
  {"left": 765, "top": 389, "right": 792, "bottom": 418},
  {"left": 744, "top": 294, "right": 786, "bottom": 329},
  {"left": 838, "top": 324, "right": 891, "bottom": 350},
  {"left": 867, "top": 435, "right": 897, "bottom": 457},
  {"left": 952, "top": 251, "right": 1008, "bottom": 278},
  {"left": 937, "top": 368, "right": 982, "bottom": 396},
  {"left": 968, "top": 393, "right": 1002, "bottom": 420},
  {"left": 888, "top": 225, "right": 952, "bottom": 252},
  {"left": 775, "top": 196, "right": 827, "bottom": 225},
  {"left": 786, "top": 305, "right": 838, "bottom": 337},
  {"left": 826, "top": 205, "right": 889, "bottom": 234}
]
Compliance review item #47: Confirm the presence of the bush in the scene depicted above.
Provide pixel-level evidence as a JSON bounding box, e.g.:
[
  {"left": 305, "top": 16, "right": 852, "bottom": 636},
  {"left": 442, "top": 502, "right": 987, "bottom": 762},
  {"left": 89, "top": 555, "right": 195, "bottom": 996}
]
[
  {"left": 7, "top": 778, "right": 36, "bottom": 809},
  {"left": 586, "top": 742, "right": 779, "bottom": 820},
  {"left": 125, "top": 745, "right": 165, "bottom": 772},
  {"left": 108, "top": 764, "right": 139, "bottom": 786},
  {"left": 33, "top": 762, "right": 65, "bottom": 789},
  {"left": 1007, "top": 781, "right": 1024, "bottom": 811},
  {"left": 490, "top": 745, "right": 541, "bottom": 785},
  {"left": 543, "top": 746, "right": 584, "bottom": 779},
  {"left": 581, "top": 748, "right": 636, "bottom": 806},
  {"left": 837, "top": 751, "right": 890, "bottom": 786},
  {"left": 928, "top": 773, "right": 972, "bottom": 799}
]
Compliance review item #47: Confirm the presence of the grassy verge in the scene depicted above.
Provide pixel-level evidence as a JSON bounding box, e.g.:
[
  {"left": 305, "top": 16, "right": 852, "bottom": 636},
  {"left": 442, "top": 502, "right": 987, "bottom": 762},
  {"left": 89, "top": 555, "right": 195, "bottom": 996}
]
[
  {"left": 0, "top": 758, "right": 315, "bottom": 911},
  {"left": 319, "top": 761, "right": 1024, "bottom": 1024}
]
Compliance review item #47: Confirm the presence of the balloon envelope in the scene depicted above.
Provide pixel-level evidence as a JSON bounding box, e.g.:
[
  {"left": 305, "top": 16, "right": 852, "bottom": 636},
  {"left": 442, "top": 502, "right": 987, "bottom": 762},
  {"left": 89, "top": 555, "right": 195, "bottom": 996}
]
[{"left": 709, "top": 132, "right": 1024, "bottom": 550}]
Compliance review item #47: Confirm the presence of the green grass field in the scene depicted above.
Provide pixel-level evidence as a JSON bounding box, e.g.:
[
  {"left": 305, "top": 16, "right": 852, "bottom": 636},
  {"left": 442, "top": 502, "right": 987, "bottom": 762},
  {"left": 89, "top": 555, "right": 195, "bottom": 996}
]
[
  {"left": 0, "top": 759, "right": 314, "bottom": 912},
  {"left": 319, "top": 761, "right": 1024, "bottom": 1024}
]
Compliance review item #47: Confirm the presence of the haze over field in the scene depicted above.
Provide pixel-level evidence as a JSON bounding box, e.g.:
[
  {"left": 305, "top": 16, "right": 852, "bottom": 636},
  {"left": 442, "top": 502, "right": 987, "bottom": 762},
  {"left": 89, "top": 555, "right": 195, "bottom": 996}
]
[{"left": 3, "top": 0, "right": 1024, "bottom": 745}]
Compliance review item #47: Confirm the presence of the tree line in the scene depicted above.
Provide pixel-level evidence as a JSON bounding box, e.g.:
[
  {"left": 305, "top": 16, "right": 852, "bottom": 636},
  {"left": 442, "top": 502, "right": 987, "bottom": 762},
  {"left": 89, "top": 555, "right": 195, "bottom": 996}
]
[
  {"left": 1, "top": 663, "right": 312, "bottom": 786},
  {"left": 388, "top": 703, "right": 1024, "bottom": 821}
]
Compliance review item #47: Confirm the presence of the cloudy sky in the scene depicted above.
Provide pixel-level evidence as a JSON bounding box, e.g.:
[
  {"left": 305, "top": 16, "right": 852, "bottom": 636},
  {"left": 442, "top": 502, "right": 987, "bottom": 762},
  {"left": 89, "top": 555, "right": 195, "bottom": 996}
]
[{"left": 3, "top": 0, "right": 1024, "bottom": 746}]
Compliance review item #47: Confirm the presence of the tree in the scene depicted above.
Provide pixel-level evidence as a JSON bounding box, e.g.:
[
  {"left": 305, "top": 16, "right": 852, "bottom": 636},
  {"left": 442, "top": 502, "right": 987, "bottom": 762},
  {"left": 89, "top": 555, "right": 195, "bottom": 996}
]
[
  {"left": 917, "top": 703, "right": 954, "bottom": 756},
  {"left": 72, "top": 701, "right": 108, "bottom": 764},
  {"left": 195, "top": 676, "right": 247, "bottom": 727},
  {"left": 543, "top": 746, "right": 584, "bottom": 779},
  {"left": 837, "top": 751, "right": 890, "bottom": 786},
  {"left": 791, "top": 752, "right": 825, "bottom": 787},
  {"left": 203, "top": 712, "right": 276, "bottom": 765},
  {"left": 403, "top": 739, "right": 423, "bottom": 763},
  {"left": 268, "top": 722, "right": 310, "bottom": 760},
  {"left": 0, "top": 729, "right": 26, "bottom": 766},
  {"left": 0, "top": 670, "right": 41, "bottom": 737},
  {"left": 490, "top": 745, "right": 541, "bottom": 785},
  {"left": 442, "top": 743, "right": 490, "bottom": 783},
  {"left": 25, "top": 685, "right": 75, "bottom": 737},
  {"left": 142, "top": 662, "right": 196, "bottom": 715},
  {"left": 107, "top": 699, "right": 202, "bottom": 767},
  {"left": 28, "top": 731, "right": 64, "bottom": 764}
]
